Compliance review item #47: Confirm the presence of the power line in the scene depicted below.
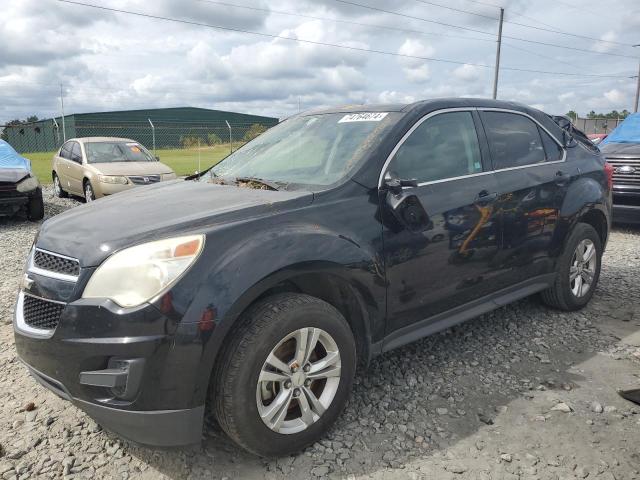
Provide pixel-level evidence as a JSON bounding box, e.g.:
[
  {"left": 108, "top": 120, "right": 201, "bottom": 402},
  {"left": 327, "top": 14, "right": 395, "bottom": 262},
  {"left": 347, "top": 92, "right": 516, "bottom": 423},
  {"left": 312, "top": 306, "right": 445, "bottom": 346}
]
[
  {"left": 409, "top": 0, "right": 497, "bottom": 20},
  {"left": 54, "top": 0, "right": 634, "bottom": 79},
  {"left": 331, "top": 0, "right": 638, "bottom": 59},
  {"left": 194, "top": 0, "right": 497, "bottom": 44}
]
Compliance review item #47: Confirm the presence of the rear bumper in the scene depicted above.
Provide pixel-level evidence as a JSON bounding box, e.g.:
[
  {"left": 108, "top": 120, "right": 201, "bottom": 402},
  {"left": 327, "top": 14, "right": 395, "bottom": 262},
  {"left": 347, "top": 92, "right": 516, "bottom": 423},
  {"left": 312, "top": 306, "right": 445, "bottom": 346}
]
[{"left": 23, "top": 362, "right": 204, "bottom": 446}]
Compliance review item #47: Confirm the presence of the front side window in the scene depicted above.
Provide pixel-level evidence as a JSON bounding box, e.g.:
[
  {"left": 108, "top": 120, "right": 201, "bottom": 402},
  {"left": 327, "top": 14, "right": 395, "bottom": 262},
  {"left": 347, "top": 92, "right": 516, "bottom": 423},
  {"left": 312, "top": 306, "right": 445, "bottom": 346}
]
[
  {"left": 482, "top": 112, "right": 546, "bottom": 169},
  {"left": 85, "top": 141, "right": 155, "bottom": 163},
  {"left": 388, "top": 111, "right": 483, "bottom": 183}
]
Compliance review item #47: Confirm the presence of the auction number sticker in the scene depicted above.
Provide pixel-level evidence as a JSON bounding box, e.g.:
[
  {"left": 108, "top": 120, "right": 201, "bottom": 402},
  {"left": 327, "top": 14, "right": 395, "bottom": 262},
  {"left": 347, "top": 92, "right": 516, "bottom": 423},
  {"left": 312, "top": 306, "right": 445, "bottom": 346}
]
[{"left": 338, "top": 112, "right": 388, "bottom": 123}]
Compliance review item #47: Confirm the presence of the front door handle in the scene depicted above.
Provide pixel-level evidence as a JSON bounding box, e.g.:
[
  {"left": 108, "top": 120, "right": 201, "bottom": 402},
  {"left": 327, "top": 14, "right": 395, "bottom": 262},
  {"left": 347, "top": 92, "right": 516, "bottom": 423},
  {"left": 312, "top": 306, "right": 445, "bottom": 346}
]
[
  {"left": 475, "top": 190, "right": 498, "bottom": 203},
  {"left": 555, "top": 170, "right": 570, "bottom": 186}
]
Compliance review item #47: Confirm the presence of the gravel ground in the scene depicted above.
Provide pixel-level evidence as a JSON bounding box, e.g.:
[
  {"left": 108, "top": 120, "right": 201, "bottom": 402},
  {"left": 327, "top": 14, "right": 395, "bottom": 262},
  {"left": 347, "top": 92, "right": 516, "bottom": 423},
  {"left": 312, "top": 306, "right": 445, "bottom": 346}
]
[{"left": 1, "top": 187, "right": 640, "bottom": 479}]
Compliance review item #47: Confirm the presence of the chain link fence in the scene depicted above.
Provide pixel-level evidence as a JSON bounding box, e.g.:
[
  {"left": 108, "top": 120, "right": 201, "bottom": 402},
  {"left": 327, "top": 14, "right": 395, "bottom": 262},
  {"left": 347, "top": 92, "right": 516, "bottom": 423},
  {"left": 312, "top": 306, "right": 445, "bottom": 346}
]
[
  {"left": 573, "top": 117, "right": 624, "bottom": 135},
  {"left": 1, "top": 120, "right": 272, "bottom": 179}
]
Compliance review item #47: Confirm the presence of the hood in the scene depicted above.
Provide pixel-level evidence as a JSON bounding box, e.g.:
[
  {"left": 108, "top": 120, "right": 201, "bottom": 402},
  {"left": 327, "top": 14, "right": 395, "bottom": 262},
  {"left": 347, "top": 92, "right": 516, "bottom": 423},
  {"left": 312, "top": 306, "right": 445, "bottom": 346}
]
[
  {"left": 36, "top": 180, "right": 313, "bottom": 266},
  {"left": 90, "top": 161, "right": 174, "bottom": 175},
  {"left": 0, "top": 140, "right": 31, "bottom": 172},
  {"left": 0, "top": 168, "right": 30, "bottom": 183},
  {"left": 600, "top": 142, "right": 640, "bottom": 158}
]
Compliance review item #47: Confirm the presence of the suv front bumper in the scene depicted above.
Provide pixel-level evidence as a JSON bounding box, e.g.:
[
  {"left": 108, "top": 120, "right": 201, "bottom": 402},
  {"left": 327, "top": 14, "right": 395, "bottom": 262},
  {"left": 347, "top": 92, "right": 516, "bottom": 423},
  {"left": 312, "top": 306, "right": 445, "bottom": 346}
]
[{"left": 13, "top": 289, "right": 206, "bottom": 447}]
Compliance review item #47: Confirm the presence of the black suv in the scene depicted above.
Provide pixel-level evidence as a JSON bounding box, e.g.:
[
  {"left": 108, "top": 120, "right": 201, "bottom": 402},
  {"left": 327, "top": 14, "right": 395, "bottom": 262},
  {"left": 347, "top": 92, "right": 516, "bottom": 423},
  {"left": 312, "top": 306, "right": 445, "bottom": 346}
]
[{"left": 14, "top": 99, "right": 612, "bottom": 457}]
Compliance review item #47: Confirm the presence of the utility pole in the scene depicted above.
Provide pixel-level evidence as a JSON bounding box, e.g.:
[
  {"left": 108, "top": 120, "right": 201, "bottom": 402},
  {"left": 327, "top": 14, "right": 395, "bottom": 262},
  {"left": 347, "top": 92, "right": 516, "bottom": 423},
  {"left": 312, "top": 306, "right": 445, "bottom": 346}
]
[
  {"left": 60, "top": 84, "right": 66, "bottom": 142},
  {"left": 634, "top": 45, "right": 640, "bottom": 113},
  {"left": 492, "top": 7, "right": 504, "bottom": 100}
]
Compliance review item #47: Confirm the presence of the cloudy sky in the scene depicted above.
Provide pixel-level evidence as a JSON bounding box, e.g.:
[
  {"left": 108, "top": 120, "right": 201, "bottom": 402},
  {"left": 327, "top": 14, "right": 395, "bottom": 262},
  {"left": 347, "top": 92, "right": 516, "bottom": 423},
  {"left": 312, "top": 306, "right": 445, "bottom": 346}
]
[{"left": 1, "top": 0, "right": 639, "bottom": 123}]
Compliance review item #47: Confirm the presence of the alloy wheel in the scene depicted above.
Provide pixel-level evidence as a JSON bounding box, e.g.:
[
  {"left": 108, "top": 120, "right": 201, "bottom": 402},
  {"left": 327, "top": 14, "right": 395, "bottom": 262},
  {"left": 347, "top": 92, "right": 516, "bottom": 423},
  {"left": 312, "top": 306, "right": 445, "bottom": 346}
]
[
  {"left": 256, "top": 327, "right": 341, "bottom": 434},
  {"left": 569, "top": 238, "right": 597, "bottom": 298},
  {"left": 85, "top": 183, "right": 94, "bottom": 202},
  {"left": 54, "top": 176, "right": 61, "bottom": 196}
]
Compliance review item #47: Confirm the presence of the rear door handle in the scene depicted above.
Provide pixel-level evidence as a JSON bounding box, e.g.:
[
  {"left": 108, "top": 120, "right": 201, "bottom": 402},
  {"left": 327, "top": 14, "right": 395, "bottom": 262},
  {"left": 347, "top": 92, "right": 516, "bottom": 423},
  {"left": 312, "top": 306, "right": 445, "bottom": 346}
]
[
  {"left": 475, "top": 190, "right": 498, "bottom": 203},
  {"left": 555, "top": 170, "right": 570, "bottom": 186}
]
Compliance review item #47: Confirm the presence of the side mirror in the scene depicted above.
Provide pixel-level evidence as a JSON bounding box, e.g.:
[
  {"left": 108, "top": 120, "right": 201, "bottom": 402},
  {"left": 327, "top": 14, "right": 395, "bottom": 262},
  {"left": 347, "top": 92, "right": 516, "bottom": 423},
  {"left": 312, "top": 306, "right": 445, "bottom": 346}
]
[
  {"left": 383, "top": 171, "right": 418, "bottom": 194},
  {"left": 382, "top": 172, "right": 430, "bottom": 232}
]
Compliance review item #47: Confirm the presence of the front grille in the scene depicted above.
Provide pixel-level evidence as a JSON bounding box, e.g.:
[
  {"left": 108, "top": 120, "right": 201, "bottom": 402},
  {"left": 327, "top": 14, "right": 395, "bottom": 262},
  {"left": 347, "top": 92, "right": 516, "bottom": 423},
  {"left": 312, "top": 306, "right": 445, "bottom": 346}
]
[
  {"left": 606, "top": 157, "right": 640, "bottom": 187},
  {"left": 0, "top": 182, "right": 17, "bottom": 192},
  {"left": 33, "top": 250, "right": 80, "bottom": 277},
  {"left": 23, "top": 295, "right": 64, "bottom": 330},
  {"left": 128, "top": 175, "right": 161, "bottom": 185}
]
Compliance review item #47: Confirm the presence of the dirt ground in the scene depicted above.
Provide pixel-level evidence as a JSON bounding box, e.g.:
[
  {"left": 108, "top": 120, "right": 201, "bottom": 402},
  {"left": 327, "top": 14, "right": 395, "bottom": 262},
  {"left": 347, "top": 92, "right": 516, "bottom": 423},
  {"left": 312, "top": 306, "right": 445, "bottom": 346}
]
[{"left": 1, "top": 188, "right": 639, "bottom": 479}]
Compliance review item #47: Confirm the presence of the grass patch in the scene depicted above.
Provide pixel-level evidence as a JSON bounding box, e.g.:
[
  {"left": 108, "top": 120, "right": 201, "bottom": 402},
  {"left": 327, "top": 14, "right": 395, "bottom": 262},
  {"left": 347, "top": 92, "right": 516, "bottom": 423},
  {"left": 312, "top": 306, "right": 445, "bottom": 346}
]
[{"left": 22, "top": 145, "right": 239, "bottom": 184}]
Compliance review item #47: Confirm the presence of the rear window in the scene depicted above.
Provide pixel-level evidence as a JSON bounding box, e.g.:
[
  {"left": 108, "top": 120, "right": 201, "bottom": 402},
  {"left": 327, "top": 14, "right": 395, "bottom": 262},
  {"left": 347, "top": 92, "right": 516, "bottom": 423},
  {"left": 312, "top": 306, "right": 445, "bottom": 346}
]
[{"left": 85, "top": 142, "right": 155, "bottom": 163}]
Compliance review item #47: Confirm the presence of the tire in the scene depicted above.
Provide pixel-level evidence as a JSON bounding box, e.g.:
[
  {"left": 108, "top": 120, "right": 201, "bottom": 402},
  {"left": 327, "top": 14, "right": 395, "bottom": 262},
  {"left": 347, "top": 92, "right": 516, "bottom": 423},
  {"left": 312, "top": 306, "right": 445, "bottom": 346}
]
[
  {"left": 53, "top": 173, "right": 68, "bottom": 198},
  {"left": 212, "top": 293, "right": 356, "bottom": 457},
  {"left": 84, "top": 180, "right": 95, "bottom": 203},
  {"left": 27, "top": 188, "right": 44, "bottom": 221},
  {"left": 541, "top": 223, "right": 602, "bottom": 311}
]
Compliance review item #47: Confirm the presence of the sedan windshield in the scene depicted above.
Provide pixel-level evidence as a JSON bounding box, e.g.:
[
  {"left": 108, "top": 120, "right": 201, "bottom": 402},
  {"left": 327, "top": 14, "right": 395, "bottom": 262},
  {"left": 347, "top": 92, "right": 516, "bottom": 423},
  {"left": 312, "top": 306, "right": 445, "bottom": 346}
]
[
  {"left": 86, "top": 142, "right": 155, "bottom": 163},
  {"left": 205, "top": 112, "right": 400, "bottom": 187}
]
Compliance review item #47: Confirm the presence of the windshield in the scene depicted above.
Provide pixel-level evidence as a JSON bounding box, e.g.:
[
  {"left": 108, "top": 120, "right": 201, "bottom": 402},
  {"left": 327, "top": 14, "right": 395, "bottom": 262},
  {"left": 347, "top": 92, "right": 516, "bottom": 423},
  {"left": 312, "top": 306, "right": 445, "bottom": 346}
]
[
  {"left": 85, "top": 141, "right": 155, "bottom": 163},
  {"left": 203, "top": 112, "right": 400, "bottom": 187}
]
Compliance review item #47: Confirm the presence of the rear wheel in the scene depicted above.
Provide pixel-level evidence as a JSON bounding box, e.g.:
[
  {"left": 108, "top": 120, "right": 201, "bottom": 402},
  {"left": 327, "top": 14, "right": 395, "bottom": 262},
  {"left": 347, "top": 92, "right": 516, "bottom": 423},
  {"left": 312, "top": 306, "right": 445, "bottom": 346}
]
[
  {"left": 212, "top": 293, "right": 356, "bottom": 457},
  {"left": 541, "top": 223, "right": 602, "bottom": 311},
  {"left": 27, "top": 188, "right": 44, "bottom": 221},
  {"left": 53, "top": 173, "right": 67, "bottom": 198},
  {"left": 84, "top": 180, "right": 95, "bottom": 203}
]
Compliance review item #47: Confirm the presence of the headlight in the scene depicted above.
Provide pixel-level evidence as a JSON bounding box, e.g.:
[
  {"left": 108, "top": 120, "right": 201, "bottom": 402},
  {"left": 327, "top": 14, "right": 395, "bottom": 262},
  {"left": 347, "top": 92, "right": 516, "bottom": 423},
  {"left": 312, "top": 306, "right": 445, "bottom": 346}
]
[
  {"left": 98, "top": 175, "right": 128, "bottom": 184},
  {"left": 82, "top": 235, "right": 205, "bottom": 307},
  {"left": 16, "top": 176, "right": 39, "bottom": 192}
]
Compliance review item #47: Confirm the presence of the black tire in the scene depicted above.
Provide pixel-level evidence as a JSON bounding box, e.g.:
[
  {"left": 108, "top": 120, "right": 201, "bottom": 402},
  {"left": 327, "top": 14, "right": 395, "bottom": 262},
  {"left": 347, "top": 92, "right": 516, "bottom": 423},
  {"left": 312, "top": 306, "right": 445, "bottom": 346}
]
[
  {"left": 212, "top": 293, "right": 356, "bottom": 457},
  {"left": 541, "top": 223, "right": 602, "bottom": 311},
  {"left": 27, "top": 188, "right": 44, "bottom": 221},
  {"left": 53, "top": 173, "right": 68, "bottom": 198},
  {"left": 83, "top": 180, "right": 95, "bottom": 202}
]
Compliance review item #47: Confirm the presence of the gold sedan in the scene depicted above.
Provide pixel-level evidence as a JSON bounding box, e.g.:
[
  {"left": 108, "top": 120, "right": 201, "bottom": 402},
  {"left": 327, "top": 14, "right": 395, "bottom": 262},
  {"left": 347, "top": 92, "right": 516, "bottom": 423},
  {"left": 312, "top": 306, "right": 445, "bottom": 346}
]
[{"left": 52, "top": 137, "right": 177, "bottom": 202}]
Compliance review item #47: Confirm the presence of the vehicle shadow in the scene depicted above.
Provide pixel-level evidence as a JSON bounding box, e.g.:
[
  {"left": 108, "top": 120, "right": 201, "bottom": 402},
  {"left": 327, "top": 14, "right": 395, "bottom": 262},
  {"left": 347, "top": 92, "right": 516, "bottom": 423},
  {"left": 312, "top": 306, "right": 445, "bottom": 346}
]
[{"left": 122, "top": 238, "right": 640, "bottom": 479}]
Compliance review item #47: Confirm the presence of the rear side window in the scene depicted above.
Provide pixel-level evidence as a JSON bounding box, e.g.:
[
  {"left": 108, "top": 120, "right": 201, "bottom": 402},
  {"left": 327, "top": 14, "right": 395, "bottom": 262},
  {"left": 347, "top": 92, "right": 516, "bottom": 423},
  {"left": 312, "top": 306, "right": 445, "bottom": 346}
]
[
  {"left": 70, "top": 142, "right": 82, "bottom": 163},
  {"left": 390, "top": 111, "right": 483, "bottom": 183},
  {"left": 539, "top": 128, "right": 563, "bottom": 161},
  {"left": 482, "top": 112, "right": 546, "bottom": 169}
]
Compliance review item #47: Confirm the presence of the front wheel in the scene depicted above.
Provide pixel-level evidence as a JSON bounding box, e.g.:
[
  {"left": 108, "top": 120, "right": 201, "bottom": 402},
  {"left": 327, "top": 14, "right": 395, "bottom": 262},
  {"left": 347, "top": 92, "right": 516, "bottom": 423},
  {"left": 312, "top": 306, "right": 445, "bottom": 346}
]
[
  {"left": 541, "top": 223, "right": 602, "bottom": 311},
  {"left": 84, "top": 181, "right": 95, "bottom": 203},
  {"left": 212, "top": 293, "right": 356, "bottom": 457},
  {"left": 53, "top": 173, "right": 68, "bottom": 198}
]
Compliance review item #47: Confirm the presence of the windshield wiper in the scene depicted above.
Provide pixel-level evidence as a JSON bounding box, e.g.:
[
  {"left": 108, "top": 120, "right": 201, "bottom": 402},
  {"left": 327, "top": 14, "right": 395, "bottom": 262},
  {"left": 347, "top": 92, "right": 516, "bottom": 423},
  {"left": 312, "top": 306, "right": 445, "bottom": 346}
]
[{"left": 235, "top": 176, "right": 281, "bottom": 191}]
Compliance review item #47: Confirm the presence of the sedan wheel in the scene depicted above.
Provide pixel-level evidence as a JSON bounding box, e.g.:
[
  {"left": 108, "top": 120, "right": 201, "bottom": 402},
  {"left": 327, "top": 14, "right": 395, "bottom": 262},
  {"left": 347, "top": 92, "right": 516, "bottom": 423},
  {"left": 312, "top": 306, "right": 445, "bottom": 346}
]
[
  {"left": 256, "top": 327, "right": 341, "bottom": 434},
  {"left": 84, "top": 182, "right": 95, "bottom": 202}
]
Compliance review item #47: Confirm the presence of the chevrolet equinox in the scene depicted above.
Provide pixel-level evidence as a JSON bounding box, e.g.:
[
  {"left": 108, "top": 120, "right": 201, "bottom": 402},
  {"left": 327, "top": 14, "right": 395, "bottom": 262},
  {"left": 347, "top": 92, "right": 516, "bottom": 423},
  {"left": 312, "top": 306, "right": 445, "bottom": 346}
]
[{"left": 14, "top": 99, "right": 612, "bottom": 457}]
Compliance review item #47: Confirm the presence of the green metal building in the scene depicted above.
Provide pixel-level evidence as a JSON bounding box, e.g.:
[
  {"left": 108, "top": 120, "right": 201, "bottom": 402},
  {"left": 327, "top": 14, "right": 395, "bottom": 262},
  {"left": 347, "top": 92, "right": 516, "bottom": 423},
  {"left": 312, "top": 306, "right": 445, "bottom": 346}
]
[{"left": 5, "top": 107, "right": 279, "bottom": 153}]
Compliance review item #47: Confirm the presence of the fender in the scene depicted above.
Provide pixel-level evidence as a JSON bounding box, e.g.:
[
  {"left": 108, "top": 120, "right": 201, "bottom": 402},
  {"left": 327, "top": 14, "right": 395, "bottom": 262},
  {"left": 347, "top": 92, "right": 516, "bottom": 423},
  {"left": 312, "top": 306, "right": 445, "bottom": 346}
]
[
  {"left": 553, "top": 172, "right": 610, "bottom": 259},
  {"left": 175, "top": 220, "right": 386, "bottom": 406}
]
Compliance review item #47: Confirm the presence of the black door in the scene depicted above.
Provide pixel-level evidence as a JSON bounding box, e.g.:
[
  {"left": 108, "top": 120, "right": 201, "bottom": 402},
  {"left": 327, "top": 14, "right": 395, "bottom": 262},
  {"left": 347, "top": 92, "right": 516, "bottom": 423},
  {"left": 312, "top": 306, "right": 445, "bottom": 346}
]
[
  {"left": 478, "top": 110, "right": 568, "bottom": 288},
  {"left": 381, "top": 110, "right": 503, "bottom": 335}
]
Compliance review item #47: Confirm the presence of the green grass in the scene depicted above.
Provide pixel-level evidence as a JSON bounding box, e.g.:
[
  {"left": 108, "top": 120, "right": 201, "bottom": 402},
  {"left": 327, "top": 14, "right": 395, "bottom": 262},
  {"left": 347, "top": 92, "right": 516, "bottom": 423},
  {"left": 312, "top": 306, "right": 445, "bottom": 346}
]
[{"left": 22, "top": 144, "right": 240, "bottom": 184}]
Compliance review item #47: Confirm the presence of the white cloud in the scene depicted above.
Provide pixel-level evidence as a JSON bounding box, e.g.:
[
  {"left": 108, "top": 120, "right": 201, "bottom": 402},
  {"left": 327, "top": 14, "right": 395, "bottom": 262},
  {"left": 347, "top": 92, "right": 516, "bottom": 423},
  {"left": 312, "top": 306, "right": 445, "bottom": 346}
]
[
  {"left": 452, "top": 64, "right": 481, "bottom": 82},
  {"left": 604, "top": 89, "right": 626, "bottom": 104},
  {"left": 592, "top": 31, "right": 618, "bottom": 53},
  {"left": 397, "top": 39, "right": 434, "bottom": 84}
]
